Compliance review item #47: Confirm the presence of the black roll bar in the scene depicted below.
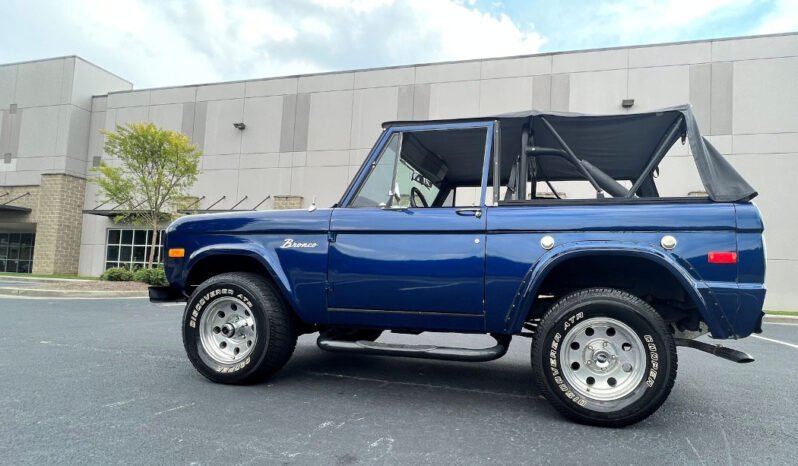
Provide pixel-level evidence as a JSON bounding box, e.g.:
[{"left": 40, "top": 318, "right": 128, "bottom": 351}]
[
  {"left": 627, "top": 116, "right": 684, "bottom": 197},
  {"left": 538, "top": 117, "right": 605, "bottom": 197},
  {"left": 519, "top": 125, "right": 529, "bottom": 201}
]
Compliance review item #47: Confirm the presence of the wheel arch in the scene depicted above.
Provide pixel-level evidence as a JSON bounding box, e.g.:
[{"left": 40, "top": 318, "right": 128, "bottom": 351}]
[
  {"left": 507, "top": 243, "right": 730, "bottom": 336},
  {"left": 182, "top": 245, "right": 299, "bottom": 318}
]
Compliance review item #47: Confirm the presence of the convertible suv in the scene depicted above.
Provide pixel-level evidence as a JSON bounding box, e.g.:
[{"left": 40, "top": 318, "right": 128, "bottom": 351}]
[{"left": 151, "top": 105, "right": 765, "bottom": 427}]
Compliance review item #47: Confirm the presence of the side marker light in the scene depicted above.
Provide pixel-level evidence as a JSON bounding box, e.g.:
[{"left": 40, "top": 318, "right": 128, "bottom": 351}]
[{"left": 708, "top": 251, "right": 737, "bottom": 264}]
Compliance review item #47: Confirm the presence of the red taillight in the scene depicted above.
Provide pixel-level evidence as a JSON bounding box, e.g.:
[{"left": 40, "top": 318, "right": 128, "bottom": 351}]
[{"left": 708, "top": 251, "right": 737, "bottom": 264}]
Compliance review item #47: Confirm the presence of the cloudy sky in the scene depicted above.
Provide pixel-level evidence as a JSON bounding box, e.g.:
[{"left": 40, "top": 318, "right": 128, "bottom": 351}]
[{"left": 1, "top": 0, "right": 796, "bottom": 88}]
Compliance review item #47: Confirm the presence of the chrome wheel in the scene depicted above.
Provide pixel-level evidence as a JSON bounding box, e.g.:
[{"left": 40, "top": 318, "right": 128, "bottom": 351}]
[
  {"left": 199, "top": 296, "right": 257, "bottom": 364},
  {"left": 560, "top": 317, "right": 646, "bottom": 402}
]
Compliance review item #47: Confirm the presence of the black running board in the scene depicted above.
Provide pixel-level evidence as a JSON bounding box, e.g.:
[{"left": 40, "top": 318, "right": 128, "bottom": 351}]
[
  {"left": 675, "top": 338, "right": 755, "bottom": 363},
  {"left": 317, "top": 334, "right": 511, "bottom": 362}
]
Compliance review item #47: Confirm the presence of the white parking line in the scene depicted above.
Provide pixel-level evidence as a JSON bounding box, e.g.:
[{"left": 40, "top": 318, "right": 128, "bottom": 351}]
[
  {"left": 752, "top": 335, "right": 798, "bottom": 350},
  {"left": 763, "top": 322, "right": 798, "bottom": 327}
]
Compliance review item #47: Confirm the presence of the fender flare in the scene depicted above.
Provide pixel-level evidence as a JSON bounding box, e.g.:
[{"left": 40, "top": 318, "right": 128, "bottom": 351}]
[
  {"left": 505, "top": 241, "right": 732, "bottom": 336},
  {"left": 182, "top": 242, "right": 298, "bottom": 312}
]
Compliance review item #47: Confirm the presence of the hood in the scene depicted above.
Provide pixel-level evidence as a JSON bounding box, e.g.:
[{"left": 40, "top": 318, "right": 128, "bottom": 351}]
[{"left": 168, "top": 208, "right": 333, "bottom": 236}]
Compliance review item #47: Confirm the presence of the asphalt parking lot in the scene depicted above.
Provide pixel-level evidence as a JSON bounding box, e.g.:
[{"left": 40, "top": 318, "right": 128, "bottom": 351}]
[{"left": 1, "top": 297, "right": 796, "bottom": 465}]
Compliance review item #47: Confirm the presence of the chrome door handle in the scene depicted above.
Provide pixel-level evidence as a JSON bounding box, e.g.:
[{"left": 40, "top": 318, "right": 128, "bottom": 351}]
[{"left": 456, "top": 208, "right": 482, "bottom": 218}]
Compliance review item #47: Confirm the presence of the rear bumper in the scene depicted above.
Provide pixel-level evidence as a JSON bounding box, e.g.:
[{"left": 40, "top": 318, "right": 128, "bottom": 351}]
[{"left": 148, "top": 286, "right": 186, "bottom": 303}]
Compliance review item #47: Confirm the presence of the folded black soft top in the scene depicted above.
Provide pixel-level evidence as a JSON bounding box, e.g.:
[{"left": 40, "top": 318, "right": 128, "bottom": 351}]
[{"left": 384, "top": 105, "right": 756, "bottom": 202}]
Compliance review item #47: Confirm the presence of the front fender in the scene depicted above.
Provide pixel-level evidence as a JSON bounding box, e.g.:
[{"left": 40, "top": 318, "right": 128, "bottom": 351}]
[
  {"left": 183, "top": 242, "right": 294, "bottom": 298},
  {"left": 175, "top": 235, "right": 329, "bottom": 326},
  {"left": 505, "top": 241, "right": 734, "bottom": 337}
]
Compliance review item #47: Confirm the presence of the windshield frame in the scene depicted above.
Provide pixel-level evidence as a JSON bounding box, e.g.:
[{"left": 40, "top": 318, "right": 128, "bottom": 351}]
[{"left": 339, "top": 120, "right": 495, "bottom": 209}]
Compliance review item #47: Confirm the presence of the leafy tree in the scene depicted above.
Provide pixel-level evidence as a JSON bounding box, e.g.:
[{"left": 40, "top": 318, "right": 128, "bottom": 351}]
[{"left": 94, "top": 123, "right": 201, "bottom": 267}]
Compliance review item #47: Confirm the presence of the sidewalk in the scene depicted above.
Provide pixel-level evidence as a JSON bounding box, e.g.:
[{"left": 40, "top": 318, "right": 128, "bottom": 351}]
[
  {"left": 0, "top": 275, "right": 149, "bottom": 298},
  {"left": 764, "top": 314, "right": 798, "bottom": 324}
]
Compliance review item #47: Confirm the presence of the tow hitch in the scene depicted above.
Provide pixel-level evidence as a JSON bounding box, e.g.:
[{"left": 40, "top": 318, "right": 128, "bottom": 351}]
[{"left": 675, "top": 338, "right": 755, "bottom": 363}]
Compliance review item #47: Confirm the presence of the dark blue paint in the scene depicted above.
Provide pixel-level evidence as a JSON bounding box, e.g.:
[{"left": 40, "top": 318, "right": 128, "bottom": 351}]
[
  {"left": 161, "top": 120, "right": 766, "bottom": 340},
  {"left": 328, "top": 209, "right": 486, "bottom": 316},
  {"left": 165, "top": 209, "right": 333, "bottom": 326}
]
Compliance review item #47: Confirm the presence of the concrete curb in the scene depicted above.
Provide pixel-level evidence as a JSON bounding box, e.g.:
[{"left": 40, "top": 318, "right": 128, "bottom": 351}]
[
  {"left": 763, "top": 314, "right": 798, "bottom": 324},
  {"left": 0, "top": 287, "right": 147, "bottom": 298},
  {"left": 0, "top": 275, "right": 95, "bottom": 282}
]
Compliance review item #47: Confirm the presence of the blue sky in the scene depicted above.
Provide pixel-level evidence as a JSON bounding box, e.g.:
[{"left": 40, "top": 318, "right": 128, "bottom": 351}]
[{"left": 1, "top": 0, "right": 796, "bottom": 88}]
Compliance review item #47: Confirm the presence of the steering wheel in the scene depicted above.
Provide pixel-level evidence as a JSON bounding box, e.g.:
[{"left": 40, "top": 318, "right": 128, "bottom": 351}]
[{"left": 410, "top": 187, "right": 429, "bottom": 208}]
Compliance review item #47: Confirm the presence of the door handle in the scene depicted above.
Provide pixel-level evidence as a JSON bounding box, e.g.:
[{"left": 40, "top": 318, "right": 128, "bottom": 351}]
[{"left": 456, "top": 208, "right": 482, "bottom": 218}]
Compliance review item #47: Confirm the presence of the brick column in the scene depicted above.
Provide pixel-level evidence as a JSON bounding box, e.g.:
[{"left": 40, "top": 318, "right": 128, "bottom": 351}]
[
  {"left": 31, "top": 174, "right": 86, "bottom": 275},
  {"left": 273, "top": 195, "right": 303, "bottom": 209}
]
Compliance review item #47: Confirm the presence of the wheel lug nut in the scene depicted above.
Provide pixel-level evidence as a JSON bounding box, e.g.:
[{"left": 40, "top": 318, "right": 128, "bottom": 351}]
[
  {"left": 622, "top": 363, "right": 633, "bottom": 372},
  {"left": 603, "top": 342, "right": 608, "bottom": 348}
]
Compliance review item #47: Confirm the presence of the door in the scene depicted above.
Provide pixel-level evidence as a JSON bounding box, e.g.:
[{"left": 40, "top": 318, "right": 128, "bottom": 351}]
[{"left": 327, "top": 123, "right": 494, "bottom": 331}]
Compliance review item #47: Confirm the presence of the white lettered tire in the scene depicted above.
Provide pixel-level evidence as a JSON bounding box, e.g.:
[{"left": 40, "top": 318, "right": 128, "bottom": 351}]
[
  {"left": 531, "top": 288, "right": 677, "bottom": 427},
  {"left": 182, "top": 272, "right": 297, "bottom": 384}
]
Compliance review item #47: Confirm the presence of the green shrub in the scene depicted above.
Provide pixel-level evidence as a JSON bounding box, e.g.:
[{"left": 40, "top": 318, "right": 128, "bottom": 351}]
[
  {"left": 133, "top": 267, "right": 168, "bottom": 286},
  {"left": 100, "top": 267, "right": 134, "bottom": 281}
]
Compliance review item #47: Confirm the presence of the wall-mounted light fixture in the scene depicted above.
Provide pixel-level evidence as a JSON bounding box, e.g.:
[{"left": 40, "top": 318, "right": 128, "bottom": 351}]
[
  {"left": 233, "top": 122, "right": 246, "bottom": 130},
  {"left": 621, "top": 99, "right": 635, "bottom": 108}
]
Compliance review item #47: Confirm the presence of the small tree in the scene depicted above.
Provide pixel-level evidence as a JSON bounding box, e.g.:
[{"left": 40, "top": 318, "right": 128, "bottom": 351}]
[{"left": 94, "top": 123, "right": 201, "bottom": 267}]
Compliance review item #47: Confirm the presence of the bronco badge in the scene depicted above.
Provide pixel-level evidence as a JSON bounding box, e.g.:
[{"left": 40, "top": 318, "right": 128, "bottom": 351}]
[{"left": 281, "top": 238, "right": 318, "bottom": 249}]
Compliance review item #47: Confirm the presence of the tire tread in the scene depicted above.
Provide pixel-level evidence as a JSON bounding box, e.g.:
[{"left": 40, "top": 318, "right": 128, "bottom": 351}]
[
  {"left": 182, "top": 272, "right": 297, "bottom": 384},
  {"left": 531, "top": 287, "right": 678, "bottom": 427}
]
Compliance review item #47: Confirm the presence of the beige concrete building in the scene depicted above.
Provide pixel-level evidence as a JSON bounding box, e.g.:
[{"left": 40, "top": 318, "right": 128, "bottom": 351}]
[
  {"left": 0, "top": 57, "right": 131, "bottom": 274},
  {"left": 0, "top": 33, "right": 796, "bottom": 309}
]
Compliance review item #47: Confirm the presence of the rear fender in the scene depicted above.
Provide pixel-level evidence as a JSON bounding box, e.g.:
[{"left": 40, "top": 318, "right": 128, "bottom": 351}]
[{"left": 506, "top": 241, "right": 734, "bottom": 337}]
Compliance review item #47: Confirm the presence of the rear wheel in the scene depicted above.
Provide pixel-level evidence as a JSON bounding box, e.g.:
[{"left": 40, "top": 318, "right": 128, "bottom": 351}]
[
  {"left": 182, "top": 272, "right": 297, "bottom": 384},
  {"left": 531, "top": 288, "right": 677, "bottom": 427}
]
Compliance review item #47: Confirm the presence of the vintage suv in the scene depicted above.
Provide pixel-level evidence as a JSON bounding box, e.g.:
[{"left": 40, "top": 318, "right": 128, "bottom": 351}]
[{"left": 150, "top": 105, "right": 765, "bottom": 427}]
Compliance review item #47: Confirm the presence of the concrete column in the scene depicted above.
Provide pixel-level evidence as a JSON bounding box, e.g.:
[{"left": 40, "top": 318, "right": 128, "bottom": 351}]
[{"left": 32, "top": 174, "right": 86, "bottom": 274}]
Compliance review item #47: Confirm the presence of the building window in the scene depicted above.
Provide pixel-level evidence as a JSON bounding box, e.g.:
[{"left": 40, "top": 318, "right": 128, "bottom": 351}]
[
  {"left": 0, "top": 233, "right": 35, "bottom": 273},
  {"left": 105, "top": 229, "right": 164, "bottom": 270}
]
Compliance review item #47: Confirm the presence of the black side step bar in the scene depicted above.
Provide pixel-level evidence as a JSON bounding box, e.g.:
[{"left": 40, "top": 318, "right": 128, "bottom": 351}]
[
  {"left": 317, "top": 334, "right": 511, "bottom": 362},
  {"left": 675, "top": 338, "right": 755, "bottom": 363}
]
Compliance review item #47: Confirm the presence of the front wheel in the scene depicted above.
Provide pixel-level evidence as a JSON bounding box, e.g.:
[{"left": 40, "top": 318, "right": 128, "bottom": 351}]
[
  {"left": 531, "top": 288, "right": 677, "bottom": 427},
  {"left": 182, "top": 272, "right": 297, "bottom": 384}
]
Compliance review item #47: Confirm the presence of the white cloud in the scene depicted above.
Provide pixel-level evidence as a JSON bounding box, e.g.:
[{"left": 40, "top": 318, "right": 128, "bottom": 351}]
[
  {"left": 3, "top": 0, "right": 545, "bottom": 88},
  {"left": 754, "top": 0, "right": 798, "bottom": 34},
  {"left": 552, "top": 0, "right": 759, "bottom": 47},
  {"left": 1, "top": 0, "right": 793, "bottom": 90},
  {"left": 599, "top": 0, "right": 752, "bottom": 32},
  {"left": 403, "top": 0, "right": 546, "bottom": 61}
]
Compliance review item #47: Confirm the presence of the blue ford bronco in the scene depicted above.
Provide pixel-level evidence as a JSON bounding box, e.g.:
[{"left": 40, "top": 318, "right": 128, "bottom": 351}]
[{"left": 150, "top": 105, "right": 765, "bottom": 427}]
